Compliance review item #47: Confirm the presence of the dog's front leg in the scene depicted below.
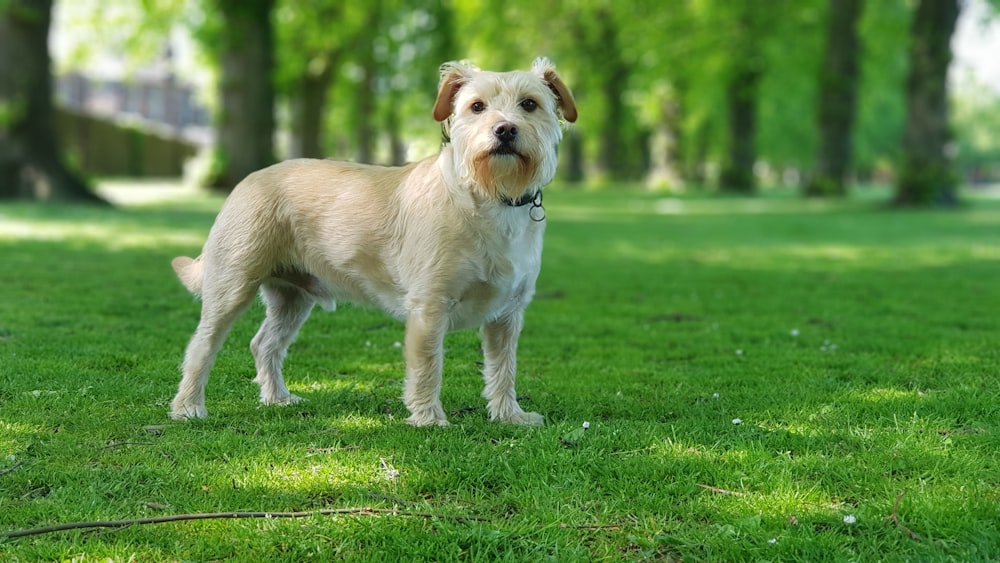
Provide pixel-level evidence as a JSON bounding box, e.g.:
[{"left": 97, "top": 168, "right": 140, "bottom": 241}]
[
  {"left": 402, "top": 307, "right": 449, "bottom": 426},
  {"left": 481, "top": 313, "right": 544, "bottom": 426}
]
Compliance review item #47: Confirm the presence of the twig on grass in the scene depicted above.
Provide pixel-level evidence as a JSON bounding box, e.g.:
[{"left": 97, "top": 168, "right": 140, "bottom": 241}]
[
  {"left": 890, "top": 491, "right": 921, "bottom": 542},
  {"left": 697, "top": 484, "right": 745, "bottom": 496},
  {"left": 560, "top": 523, "right": 622, "bottom": 531},
  {"left": 102, "top": 441, "right": 156, "bottom": 450},
  {"left": 0, "top": 507, "right": 489, "bottom": 539},
  {"left": 0, "top": 460, "right": 28, "bottom": 477}
]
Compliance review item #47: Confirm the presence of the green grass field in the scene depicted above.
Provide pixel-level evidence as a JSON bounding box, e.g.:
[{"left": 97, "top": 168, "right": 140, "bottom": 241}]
[{"left": 1, "top": 184, "right": 999, "bottom": 561}]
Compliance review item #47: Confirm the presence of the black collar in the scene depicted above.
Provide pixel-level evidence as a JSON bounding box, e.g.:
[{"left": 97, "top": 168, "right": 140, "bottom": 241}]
[
  {"left": 499, "top": 190, "right": 545, "bottom": 222},
  {"left": 501, "top": 190, "right": 540, "bottom": 207}
]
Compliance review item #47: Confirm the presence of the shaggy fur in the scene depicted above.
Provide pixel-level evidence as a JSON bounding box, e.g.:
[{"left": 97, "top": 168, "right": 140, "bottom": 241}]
[{"left": 169, "top": 58, "right": 576, "bottom": 426}]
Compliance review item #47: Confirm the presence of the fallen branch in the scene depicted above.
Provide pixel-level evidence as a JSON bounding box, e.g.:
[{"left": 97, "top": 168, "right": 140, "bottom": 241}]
[
  {"left": 102, "top": 441, "right": 156, "bottom": 450},
  {"left": 890, "top": 492, "right": 921, "bottom": 542},
  {"left": 560, "top": 523, "right": 622, "bottom": 531},
  {"left": 1, "top": 507, "right": 488, "bottom": 539}
]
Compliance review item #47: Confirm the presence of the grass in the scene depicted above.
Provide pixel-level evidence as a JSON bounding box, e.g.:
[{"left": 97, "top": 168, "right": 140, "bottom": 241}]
[{"left": 1, "top": 182, "right": 999, "bottom": 561}]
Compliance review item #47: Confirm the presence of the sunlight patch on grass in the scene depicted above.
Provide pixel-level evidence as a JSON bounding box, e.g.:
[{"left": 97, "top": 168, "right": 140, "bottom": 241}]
[
  {"left": 606, "top": 239, "right": 995, "bottom": 271},
  {"left": 329, "top": 414, "right": 392, "bottom": 432},
  {"left": 0, "top": 421, "right": 44, "bottom": 454},
  {"left": 256, "top": 459, "right": 379, "bottom": 490},
  {"left": 96, "top": 180, "right": 204, "bottom": 206},
  {"left": 290, "top": 379, "right": 364, "bottom": 395},
  {"left": 650, "top": 197, "right": 843, "bottom": 216},
  {"left": 846, "top": 387, "right": 922, "bottom": 404},
  {"left": 0, "top": 218, "right": 206, "bottom": 249}
]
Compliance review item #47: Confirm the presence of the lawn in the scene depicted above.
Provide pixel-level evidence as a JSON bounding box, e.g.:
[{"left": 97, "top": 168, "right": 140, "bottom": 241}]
[{"left": 1, "top": 183, "right": 999, "bottom": 561}]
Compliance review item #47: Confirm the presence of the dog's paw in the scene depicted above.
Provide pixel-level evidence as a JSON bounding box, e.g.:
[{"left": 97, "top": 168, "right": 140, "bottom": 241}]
[
  {"left": 493, "top": 410, "right": 545, "bottom": 426},
  {"left": 169, "top": 403, "right": 208, "bottom": 420},
  {"left": 406, "top": 411, "right": 450, "bottom": 427},
  {"left": 260, "top": 393, "right": 305, "bottom": 406}
]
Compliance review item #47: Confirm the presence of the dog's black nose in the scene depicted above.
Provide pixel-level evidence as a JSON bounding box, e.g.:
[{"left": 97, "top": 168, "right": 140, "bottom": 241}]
[{"left": 492, "top": 122, "right": 518, "bottom": 143}]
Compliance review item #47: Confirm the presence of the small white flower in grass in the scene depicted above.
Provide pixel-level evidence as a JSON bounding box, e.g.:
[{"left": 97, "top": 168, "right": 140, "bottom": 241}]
[
  {"left": 732, "top": 418, "right": 742, "bottom": 425},
  {"left": 582, "top": 421, "right": 590, "bottom": 430},
  {"left": 380, "top": 457, "right": 400, "bottom": 480},
  {"left": 768, "top": 538, "right": 778, "bottom": 545},
  {"left": 712, "top": 392, "right": 720, "bottom": 399},
  {"left": 735, "top": 349, "right": 744, "bottom": 356},
  {"left": 843, "top": 514, "right": 857, "bottom": 524},
  {"left": 790, "top": 328, "right": 800, "bottom": 337},
  {"left": 365, "top": 340, "right": 372, "bottom": 347},
  {"left": 393, "top": 341, "right": 402, "bottom": 348}
]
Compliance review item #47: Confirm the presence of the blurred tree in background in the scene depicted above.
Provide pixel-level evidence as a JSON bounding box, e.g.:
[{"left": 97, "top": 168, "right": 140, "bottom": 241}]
[
  {"left": 208, "top": 0, "right": 276, "bottom": 189},
  {"left": 806, "top": 0, "right": 864, "bottom": 197},
  {"left": 0, "top": 0, "right": 105, "bottom": 203},
  {"left": 5, "top": 0, "right": 1000, "bottom": 204},
  {"left": 895, "top": 0, "right": 961, "bottom": 206}
]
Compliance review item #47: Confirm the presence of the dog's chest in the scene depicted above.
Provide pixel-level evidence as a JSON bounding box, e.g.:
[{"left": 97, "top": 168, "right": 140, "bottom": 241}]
[{"left": 449, "top": 223, "right": 543, "bottom": 327}]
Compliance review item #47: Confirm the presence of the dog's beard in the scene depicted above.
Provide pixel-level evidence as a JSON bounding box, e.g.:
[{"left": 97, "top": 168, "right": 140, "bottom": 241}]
[{"left": 471, "top": 150, "right": 537, "bottom": 201}]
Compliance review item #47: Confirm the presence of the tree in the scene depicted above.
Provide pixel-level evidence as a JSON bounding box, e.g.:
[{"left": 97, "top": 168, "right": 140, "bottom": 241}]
[
  {"left": 894, "top": 0, "right": 961, "bottom": 206},
  {"left": 277, "top": 0, "right": 349, "bottom": 159},
  {"left": 807, "top": 0, "right": 864, "bottom": 197},
  {"left": 0, "top": 0, "right": 105, "bottom": 203},
  {"left": 718, "top": 1, "right": 767, "bottom": 192},
  {"left": 208, "top": 0, "right": 276, "bottom": 190}
]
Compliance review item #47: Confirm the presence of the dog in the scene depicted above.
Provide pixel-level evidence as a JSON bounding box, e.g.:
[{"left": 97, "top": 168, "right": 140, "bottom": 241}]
[{"left": 169, "top": 58, "right": 577, "bottom": 427}]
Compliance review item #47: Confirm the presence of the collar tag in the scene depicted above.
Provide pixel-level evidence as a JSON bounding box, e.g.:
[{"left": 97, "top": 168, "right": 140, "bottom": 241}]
[
  {"left": 528, "top": 191, "right": 545, "bottom": 222},
  {"left": 500, "top": 190, "right": 545, "bottom": 222}
]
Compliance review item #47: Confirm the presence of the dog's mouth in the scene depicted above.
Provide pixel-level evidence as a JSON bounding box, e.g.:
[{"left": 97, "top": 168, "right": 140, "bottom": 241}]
[{"left": 489, "top": 143, "right": 520, "bottom": 157}]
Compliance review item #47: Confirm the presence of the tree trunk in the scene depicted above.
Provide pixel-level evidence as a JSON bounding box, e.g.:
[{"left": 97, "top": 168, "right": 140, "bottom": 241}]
[
  {"left": 894, "top": 0, "right": 960, "bottom": 206},
  {"left": 650, "top": 87, "right": 684, "bottom": 189},
  {"left": 595, "top": 7, "right": 630, "bottom": 180},
  {"left": 210, "top": 0, "right": 275, "bottom": 191},
  {"left": 719, "top": 7, "right": 762, "bottom": 193},
  {"left": 356, "top": 55, "right": 376, "bottom": 164},
  {"left": 562, "top": 129, "right": 585, "bottom": 184},
  {"left": 0, "top": 0, "right": 106, "bottom": 204},
  {"left": 288, "top": 57, "right": 335, "bottom": 159},
  {"left": 719, "top": 62, "right": 760, "bottom": 192},
  {"left": 688, "top": 120, "right": 711, "bottom": 187},
  {"left": 354, "top": 7, "right": 381, "bottom": 165},
  {"left": 385, "top": 100, "right": 406, "bottom": 166},
  {"left": 806, "top": 0, "right": 864, "bottom": 197}
]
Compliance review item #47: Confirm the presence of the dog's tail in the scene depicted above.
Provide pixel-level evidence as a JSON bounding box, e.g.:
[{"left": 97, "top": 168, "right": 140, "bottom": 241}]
[{"left": 172, "top": 256, "right": 204, "bottom": 296}]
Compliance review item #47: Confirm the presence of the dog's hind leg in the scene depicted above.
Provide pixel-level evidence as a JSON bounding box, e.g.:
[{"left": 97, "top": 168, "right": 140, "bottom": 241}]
[
  {"left": 170, "top": 280, "right": 259, "bottom": 420},
  {"left": 481, "top": 313, "right": 544, "bottom": 425},
  {"left": 251, "top": 282, "right": 314, "bottom": 406}
]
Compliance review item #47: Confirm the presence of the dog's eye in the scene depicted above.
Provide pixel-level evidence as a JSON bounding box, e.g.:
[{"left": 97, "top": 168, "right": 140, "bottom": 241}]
[
  {"left": 471, "top": 101, "right": 486, "bottom": 114},
  {"left": 520, "top": 99, "right": 538, "bottom": 112}
]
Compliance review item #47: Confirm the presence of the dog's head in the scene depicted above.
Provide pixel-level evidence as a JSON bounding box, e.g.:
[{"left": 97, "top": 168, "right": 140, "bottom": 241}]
[{"left": 433, "top": 58, "right": 577, "bottom": 203}]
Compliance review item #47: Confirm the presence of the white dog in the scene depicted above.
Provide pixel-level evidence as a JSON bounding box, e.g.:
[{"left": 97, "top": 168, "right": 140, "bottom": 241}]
[{"left": 169, "top": 58, "right": 577, "bottom": 427}]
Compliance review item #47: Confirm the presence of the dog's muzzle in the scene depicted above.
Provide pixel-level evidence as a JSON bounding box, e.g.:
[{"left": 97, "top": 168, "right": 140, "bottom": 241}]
[{"left": 490, "top": 121, "right": 519, "bottom": 156}]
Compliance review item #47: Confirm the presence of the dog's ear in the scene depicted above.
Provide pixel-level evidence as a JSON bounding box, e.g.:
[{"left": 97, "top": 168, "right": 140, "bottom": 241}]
[
  {"left": 433, "top": 61, "right": 477, "bottom": 122},
  {"left": 532, "top": 57, "right": 578, "bottom": 123}
]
